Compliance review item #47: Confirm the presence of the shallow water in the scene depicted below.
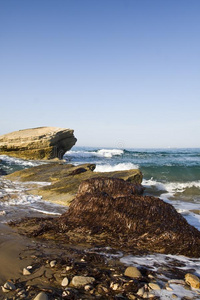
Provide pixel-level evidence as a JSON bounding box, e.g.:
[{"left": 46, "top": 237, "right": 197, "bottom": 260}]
[{"left": 1, "top": 151, "right": 200, "bottom": 299}]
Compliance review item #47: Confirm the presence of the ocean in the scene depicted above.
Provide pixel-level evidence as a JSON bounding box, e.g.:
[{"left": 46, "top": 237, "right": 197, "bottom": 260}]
[
  {"left": 1, "top": 147, "right": 200, "bottom": 230},
  {"left": 1, "top": 147, "right": 200, "bottom": 299}
]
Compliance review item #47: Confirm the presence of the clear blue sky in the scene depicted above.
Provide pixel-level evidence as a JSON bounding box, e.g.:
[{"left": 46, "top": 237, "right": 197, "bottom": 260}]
[{"left": 0, "top": 0, "right": 200, "bottom": 148}]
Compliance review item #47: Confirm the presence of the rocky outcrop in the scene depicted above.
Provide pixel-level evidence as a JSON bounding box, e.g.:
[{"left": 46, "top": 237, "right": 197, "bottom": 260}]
[
  {"left": 6, "top": 163, "right": 143, "bottom": 205},
  {"left": 58, "top": 177, "right": 200, "bottom": 257},
  {"left": 0, "top": 127, "right": 77, "bottom": 160}
]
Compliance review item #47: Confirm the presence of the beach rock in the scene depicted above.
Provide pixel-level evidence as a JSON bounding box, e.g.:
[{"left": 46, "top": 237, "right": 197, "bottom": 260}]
[
  {"left": 3, "top": 280, "right": 16, "bottom": 290},
  {"left": 23, "top": 267, "right": 32, "bottom": 275},
  {"left": 7, "top": 163, "right": 143, "bottom": 205},
  {"left": 50, "top": 260, "right": 57, "bottom": 267},
  {"left": 137, "top": 287, "right": 145, "bottom": 296},
  {"left": 148, "top": 282, "right": 161, "bottom": 290},
  {"left": 61, "top": 277, "right": 69, "bottom": 287},
  {"left": 185, "top": 273, "right": 200, "bottom": 288},
  {"left": 0, "top": 127, "right": 77, "bottom": 160},
  {"left": 71, "top": 275, "right": 95, "bottom": 287},
  {"left": 59, "top": 177, "right": 200, "bottom": 257},
  {"left": 33, "top": 292, "right": 48, "bottom": 300},
  {"left": 124, "top": 267, "right": 142, "bottom": 278}
]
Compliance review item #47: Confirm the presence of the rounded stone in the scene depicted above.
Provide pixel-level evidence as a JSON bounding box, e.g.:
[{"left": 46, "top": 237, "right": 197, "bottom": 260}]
[
  {"left": 124, "top": 266, "right": 142, "bottom": 278},
  {"left": 50, "top": 260, "right": 57, "bottom": 268},
  {"left": 185, "top": 273, "right": 200, "bottom": 289},
  {"left": 148, "top": 282, "right": 161, "bottom": 290},
  {"left": 71, "top": 276, "right": 95, "bottom": 288},
  {"left": 3, "top": 281, "right": 16, "bottom": 291},
  {"left": 61, "top": 277, "right": 69, "bottom": 287},
  {"left": 33, "top": 292, "right": 48, "bottom": 300}
]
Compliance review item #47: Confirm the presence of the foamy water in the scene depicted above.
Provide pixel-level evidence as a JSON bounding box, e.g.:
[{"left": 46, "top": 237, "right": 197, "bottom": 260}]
[
  {"left": 0, "top": 177, "right": 66, "bottom": 223},
  {"left": 1, "top": 150, "right": 200, "bottom": 298}
]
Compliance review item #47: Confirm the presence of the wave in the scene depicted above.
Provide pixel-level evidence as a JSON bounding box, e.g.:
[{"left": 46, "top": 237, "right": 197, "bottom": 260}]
[
  {"left": 65, "top": 149, "right": 124, "bottom": 159},
  {"left": 143, "top": 178, "right": 200, "bottom": 195},
  {"left": 94, "top": 163, "right": 139, "bottom": 172},
  {"left": 0, "top": 155, "right": 41, "bottom": 167}
]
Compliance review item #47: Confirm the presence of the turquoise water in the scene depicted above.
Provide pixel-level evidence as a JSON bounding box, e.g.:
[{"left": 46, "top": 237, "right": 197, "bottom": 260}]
[{"left": 1, "top": 147, "right": 200, "bottom": 229}]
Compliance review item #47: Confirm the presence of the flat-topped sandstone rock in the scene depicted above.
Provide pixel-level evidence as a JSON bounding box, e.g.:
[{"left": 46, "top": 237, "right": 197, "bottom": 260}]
[{"left": 0, "top": 127, "right": 77, "bottom": 160}]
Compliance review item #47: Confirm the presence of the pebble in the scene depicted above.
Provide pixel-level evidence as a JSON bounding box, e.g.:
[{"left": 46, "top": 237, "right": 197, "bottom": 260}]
[
  {"left": 137, "top": 286, "right": 144, "bottom": 296},
  {"left": 33, "top": 291, "right": 49, "bottom": 300},
  {"left": 128, "top": 295, "right": 136, "bottom": 300},
  {"left": 3, "top": 280, "right": 16, "bottom": 291},
  {"left": 148, "top": 282, "right": 161, "bottom": 290},
  {"left": 142, "top": 292, "right": 149, "bottom": 298},
  {"left": 61, "top": 277, "right": 69, "bottom": 287},
  {"left": 23, "top": 267, "right": 31, "bottom": 275},
  {"left": 110, "top": 282, "right": 120, "bottom": 290},
  {"left": 84, "top": 284, "right": 93, "bottom": 291},
  {"left": 166, "top": 286, "right": 173, "bottom": 291},
  {"left": 2, "top": 286, "right": 10, "bottom": 293},
  {"left": 185, "top": 273, "right": 200, "bottom": 289},
  {"left": 71, "top": 275, "right": 95, "bottom": 287},
  {"left": 66, "top": 266, "right": 73, "bottom": 271},
  {"left": 50, "top": 260, "right": 57, "bottom": 268},
  {"left": 124, "top": 266, "right": 142, "bottom": 278}
]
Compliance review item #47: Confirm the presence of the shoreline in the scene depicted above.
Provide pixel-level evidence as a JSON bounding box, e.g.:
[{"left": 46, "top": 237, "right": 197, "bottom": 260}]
[
  {"left": 0, "top": 154, "right": 200, "bottom": 299},
  {"left": 1, "top": 222, "right": 200, "bottom": 299}
]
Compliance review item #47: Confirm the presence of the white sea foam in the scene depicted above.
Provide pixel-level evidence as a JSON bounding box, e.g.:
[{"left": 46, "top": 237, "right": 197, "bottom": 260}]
[
  {"left": 0, "top": 155, "right": 41, "bottom": 167},
  {"left": 143, "top": 178, "right": 200, "bottom": 230},
  {"left": 120, "top": 253, "right": 200, "bottom": 300},
  {"left": 0, "top": 178, "right": 66, "bottom": 221},
  {"left": 97, "top": 149, "right": 124, "bottom": 158},
  {"left": 30, "top": 208, "right": 62, "bottom": 216},
  {"left": 94, "top": 162, "right": 139, "bottom": 172},
  {"left": 143, "top": 178, "right": 200, "bottom": 195},
  {"left": 65, "top": 149, "right": 124, "bottom": 159}
]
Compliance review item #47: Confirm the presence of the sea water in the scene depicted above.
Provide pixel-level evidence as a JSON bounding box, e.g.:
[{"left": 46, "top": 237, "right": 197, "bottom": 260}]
[
  {"left": 0, "top": 147, "right": 200, "bottom": 229},
  {"left": 64, "top": 147, "right": 200, "bottom": 231},
  {"left": 1, "top": 148, "right": 200, "bottom": 299}
]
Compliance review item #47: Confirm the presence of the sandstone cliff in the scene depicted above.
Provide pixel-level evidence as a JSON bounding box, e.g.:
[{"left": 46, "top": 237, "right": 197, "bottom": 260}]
[{"left": 0, "top": 127, "right": 77, "bottom": 160}]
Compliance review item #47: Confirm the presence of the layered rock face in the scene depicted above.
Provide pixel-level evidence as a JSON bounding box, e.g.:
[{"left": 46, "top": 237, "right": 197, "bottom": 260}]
[
  {"left": 0, "top": 127, "right": 77, "bottom": 160},
  {"left": 59, "top": 177, "right": 200, "bottom": 257}
]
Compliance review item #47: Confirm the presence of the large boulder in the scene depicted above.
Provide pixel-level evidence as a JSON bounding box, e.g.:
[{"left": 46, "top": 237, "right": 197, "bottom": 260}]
[
  {"left": 59, "top": 177, "right": 200, "bottom": 257},
  {"left": 0, "top": 127, "right": 77, "bottom": 160}
]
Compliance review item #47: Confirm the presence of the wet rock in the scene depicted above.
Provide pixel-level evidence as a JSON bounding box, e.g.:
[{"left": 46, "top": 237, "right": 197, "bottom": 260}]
[
  {"left": 137, "top": 286, "right": 145, "bottom": 296},
  {"left": 3, "top": 280, "right": 16, "bottom": 291},
  {"left": 148, "top": 282, "right": 161, "bottom": 290},
  {"left": 185, "top": 273, "right": 200, "bottom": 288},
  {"left": 33, "top": 292, "right": 48, "bottom": 300},
  {"left": 124, "top": 266, "right": 142, "bottom": 279},
  {"left": 0, "top": 127, "right": 77, "bottom": 160},
  {"left": 7, "top": 163, "right": 142, "bottom": 206},
  {"left": 71, "top": 275, "right": 95, "bottom": 288}
]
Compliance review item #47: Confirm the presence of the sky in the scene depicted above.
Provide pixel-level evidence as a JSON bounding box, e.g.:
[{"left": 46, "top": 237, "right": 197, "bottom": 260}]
[{"left": 0, "top": 0, "right": 200, "bottom": 148}]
